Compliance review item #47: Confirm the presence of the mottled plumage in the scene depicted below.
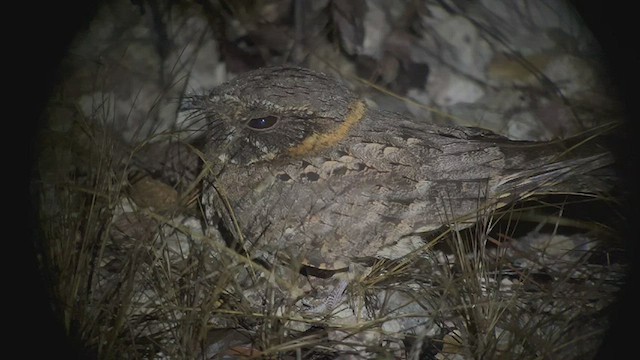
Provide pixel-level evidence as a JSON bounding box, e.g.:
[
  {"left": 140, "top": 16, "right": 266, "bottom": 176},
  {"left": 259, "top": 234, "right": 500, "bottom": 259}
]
[{"left": 183, "top": 66, "right": 613, "bottom": 267}]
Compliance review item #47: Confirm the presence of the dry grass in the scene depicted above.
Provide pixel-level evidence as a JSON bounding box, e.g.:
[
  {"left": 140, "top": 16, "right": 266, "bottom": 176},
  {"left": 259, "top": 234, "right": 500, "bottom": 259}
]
[{"left": 33, "top": 110, "right": 625, "bottom": 359}]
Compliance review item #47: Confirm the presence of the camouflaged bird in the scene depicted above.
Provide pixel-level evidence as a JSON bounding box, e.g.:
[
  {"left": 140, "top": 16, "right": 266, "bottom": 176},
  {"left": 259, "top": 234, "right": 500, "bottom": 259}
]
[{"left": 181, "top": 66, "right": 613, "bottom": 269}]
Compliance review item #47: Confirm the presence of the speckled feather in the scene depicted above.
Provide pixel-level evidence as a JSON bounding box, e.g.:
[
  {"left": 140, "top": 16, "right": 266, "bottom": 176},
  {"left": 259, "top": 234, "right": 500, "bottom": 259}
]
[{"left": 187, "top": 66, "right": 613, "bottom": 266}]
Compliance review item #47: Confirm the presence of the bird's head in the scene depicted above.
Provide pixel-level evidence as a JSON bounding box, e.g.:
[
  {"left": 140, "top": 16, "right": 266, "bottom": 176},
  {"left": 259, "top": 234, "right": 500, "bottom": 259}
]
[{"left": 180, "top": 66, "right": 363, "bottom": 169}]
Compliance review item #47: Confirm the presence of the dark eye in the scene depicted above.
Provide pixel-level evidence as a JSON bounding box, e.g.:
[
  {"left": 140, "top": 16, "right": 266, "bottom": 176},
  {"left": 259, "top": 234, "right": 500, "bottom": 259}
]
[{"left": 246, "top": 115, "right": 278, "bottom": 130}]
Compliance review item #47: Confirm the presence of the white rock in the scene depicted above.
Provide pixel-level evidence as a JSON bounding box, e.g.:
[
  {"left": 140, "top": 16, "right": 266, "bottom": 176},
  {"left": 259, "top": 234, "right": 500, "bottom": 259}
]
[{"left": 428, "top": 71, "right": 485, "bottom": 107}]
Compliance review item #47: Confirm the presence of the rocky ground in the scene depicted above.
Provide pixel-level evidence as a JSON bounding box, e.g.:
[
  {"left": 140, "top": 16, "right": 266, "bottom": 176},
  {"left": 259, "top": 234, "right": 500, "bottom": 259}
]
[{"left": 30, "top": 1, "right": 632, "bottom": 359}]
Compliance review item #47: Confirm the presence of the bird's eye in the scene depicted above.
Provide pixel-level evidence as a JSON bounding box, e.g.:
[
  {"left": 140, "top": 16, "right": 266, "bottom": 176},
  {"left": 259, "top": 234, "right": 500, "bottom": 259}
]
[{"left": 246, "top": 115, "right": 278, "bottom": 130}]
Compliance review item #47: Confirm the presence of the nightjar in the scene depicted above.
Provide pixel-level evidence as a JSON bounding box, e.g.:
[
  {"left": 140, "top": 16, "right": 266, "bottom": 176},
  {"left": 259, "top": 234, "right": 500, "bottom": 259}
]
[{"left": 181, "top": 65, "right": 613, "bottom": 269}]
